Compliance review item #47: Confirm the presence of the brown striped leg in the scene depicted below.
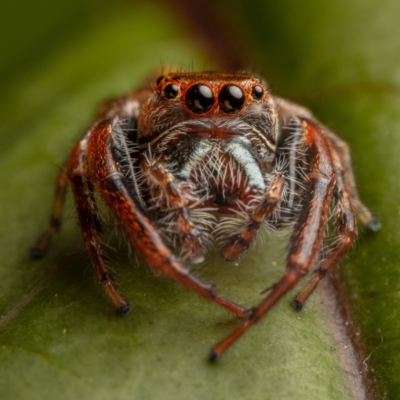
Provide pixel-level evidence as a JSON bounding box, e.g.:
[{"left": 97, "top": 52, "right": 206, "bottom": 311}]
[
  {"left": 322, "top": 127, "right": 380, "bottom": 231},
  {"left": 221, "top": 174, "right": 285, "bottom": 261},
  {"left": 140, "top": 156, "right": 204, "bottom": 263},
  {"left": 67, "top": 137, "right": 130, "bottom": 315},
  {"left": 88, "top": 121, "right": 247, "bottom": 317},
  {"left": 292, "top": 148, "right": 358, "bottom": 309},
  {"left": 30, "top": 164, "right": 69, "bottom": 258},
  {"left": 275, "top": 97, "right": 379, "bottom": 231},
  {"left": 210, "top": 119, "right": 336, "bottom": 360}
]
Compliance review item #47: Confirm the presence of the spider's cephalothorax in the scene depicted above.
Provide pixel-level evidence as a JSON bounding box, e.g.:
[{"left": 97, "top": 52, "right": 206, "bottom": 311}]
[{"left": 32, "top": 71, "right": 380, "bottom": 360}]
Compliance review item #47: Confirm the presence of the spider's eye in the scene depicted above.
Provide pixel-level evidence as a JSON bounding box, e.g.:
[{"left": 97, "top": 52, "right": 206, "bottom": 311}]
[
  {"left": 252, "top": 85, "right": 264, "bottom": 100},
  {"left": 156, "top": 75, "right": 164, "bottom": 85},
  {"left": 218, "top": 84, "right": 245, "bottom": 114},
  {"left": 185, "top": 84, "right": 214, "bottom": 114},
  {"left": 164, "top": 83, "right": 179, "bottom": 99}
]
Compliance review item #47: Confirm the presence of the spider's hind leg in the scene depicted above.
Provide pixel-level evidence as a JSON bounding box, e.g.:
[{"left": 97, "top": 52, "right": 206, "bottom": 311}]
[
  {"left": 67, "top": 136, "right": 130, "bottom": 315},
  {"left": 30, "top": 163, "right": 69, "bottom": 258},
  {"left": 323, "top": 128, "right": 380, "bottom": 232}
]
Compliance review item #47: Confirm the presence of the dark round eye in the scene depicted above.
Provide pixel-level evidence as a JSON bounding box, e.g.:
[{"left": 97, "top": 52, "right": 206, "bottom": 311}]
[
  {"left": 218, "top": 84, "right": 245, "bottom": 114},
  {"left": 185, "top": 84, "right": 214, "bottom": 114},
  {"left": 156, "top": 75, "right": 164, "bottom": 85},
  {"left": 252, "top": 85, "right": 264, "bottom": 100},
  {"left": 164, "top": 83, "right": 179, "bottom": 99}
]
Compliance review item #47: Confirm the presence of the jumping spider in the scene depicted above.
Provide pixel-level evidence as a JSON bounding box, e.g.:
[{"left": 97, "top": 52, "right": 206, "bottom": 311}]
[{"left": 32, "top": 71, "right": 379, "bottom": 360}]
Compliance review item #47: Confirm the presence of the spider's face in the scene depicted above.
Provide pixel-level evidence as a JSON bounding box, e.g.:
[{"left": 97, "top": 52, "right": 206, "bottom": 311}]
[{"left": 137, "top": 72, "right": 278, "bottom": 152}]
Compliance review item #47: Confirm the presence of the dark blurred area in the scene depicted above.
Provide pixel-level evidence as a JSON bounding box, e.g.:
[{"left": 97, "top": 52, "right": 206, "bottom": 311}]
[
  {"left": 0, "top": 0, "right": 253, "bottom": 92},
  {"left": 0, "top": 0, "right": 113, "bottom": 90}
]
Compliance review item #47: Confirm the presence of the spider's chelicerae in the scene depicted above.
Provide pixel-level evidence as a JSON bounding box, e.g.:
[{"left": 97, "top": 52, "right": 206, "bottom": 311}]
[{"left": 32, "top": 71, "right": 379, "bottom": 360}]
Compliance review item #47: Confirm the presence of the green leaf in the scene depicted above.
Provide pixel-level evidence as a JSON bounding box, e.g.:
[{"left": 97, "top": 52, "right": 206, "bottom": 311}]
[{"left": 2, "top": 0, "right": 397, "bottom": 399}]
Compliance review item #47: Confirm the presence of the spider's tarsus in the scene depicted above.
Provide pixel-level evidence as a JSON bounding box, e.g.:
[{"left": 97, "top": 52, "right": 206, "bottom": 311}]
[
  {"left": 366, "top": 218, "right": 381, "bottom": 232},
  {"left": 117, "top": 303, "right": 131, "bottom": 316},
  {"left": 219, "top": 250, "right": 240, "bottom": 264},
  {"left": 29, "top": 246, "right": 44, "bottom": 259},
  {"left": 190, "top": 254, "right": 205, "bottom": 265},
  {"left": 292, "top": 299, "right": 304, "bottom": 311},
  {"left": 208, "top": 349, "right": 220, "bottom": 363}
]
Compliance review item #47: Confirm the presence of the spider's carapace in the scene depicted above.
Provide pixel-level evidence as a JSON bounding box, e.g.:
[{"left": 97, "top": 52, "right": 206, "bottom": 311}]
[{"left": 32, "top": 71, "right": 380, "bottom": 360}]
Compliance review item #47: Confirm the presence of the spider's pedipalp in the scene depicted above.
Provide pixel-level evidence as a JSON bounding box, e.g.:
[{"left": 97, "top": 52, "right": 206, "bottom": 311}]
[
  {"left": 221, "top": 173, "right": 285, "bottom": 262},
  {"left": 139, "top": 153, "right": 204, "bottom": 263}
]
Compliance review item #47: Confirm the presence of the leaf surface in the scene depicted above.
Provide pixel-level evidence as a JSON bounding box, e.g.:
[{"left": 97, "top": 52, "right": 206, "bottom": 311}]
[{"left": 2, "top": 0, "right": 397, "bottom": 399}]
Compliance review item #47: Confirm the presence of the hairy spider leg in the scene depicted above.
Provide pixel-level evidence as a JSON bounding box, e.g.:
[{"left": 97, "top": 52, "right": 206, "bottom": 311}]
[
  {"left": 276, "top": 97, "right": 379, "bottom": 231},
  {"left": 139, "top": 155, "right": 204, "bottom": 263},
  {"left": 87, "top": 120, "right": 247, "bottom": 317},
  {"left": 30, "top": 90, "right": 148, "bottom": 260},
  {"left": 210, "top": 120, "right": 336, "bottom": 360},
  {"left": 30, "top": 163, "right": 69, "bottom": 258},
  {"left": 67, "top": 134, "right": 130, "bottom": 315},
  {"left": 292, "top": 147, "right": 358, "bottom": 309},
  {"left": 322, "top": 127, "right": 380, "bottom": 231},
  {"left": 221, "top": 173, "right": 285, "bottom": 261}
]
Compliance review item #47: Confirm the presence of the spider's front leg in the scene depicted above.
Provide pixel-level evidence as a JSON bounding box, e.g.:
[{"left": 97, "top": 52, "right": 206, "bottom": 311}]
[
  {"left": 88, "top": 119, "right": 247, "bottom": 317},
  {"left": 210, "top": 119, "right": 336, "bottom": 360},
  {"left": 139, "top": 154, "right": 204, "bottom": 264},
  {"left": 30, "top": 89, "right": 149, "bottom": 259},
  {"left": 292, "top": 147, "right": 358, "bottom": 309}
]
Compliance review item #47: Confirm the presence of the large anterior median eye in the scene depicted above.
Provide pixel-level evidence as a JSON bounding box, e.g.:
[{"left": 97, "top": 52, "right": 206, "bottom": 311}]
[
  {"left": 185, "top": 84, "right": 215, "bottom": 114},
  {"left": 218, "top": 84, "right": 245, "bottom": 114}
]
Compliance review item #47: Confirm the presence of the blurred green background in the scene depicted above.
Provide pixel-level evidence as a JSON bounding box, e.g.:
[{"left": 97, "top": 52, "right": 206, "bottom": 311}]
[{"left": 1, "top": 0, "right": 400, "bottom": 399}]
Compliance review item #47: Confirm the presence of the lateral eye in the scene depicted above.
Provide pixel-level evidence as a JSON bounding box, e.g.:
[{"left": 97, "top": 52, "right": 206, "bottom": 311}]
[
  {"left": 156, "top": 75, "right": 164, "bottom": 85},
  {"left": 185, "top": 84, "right": 215, "bottom": 114},
  {"left": 218, "top": 84, "right": 245, "bottom": 114},
  {"left": 251, "top": 85, "right": 264, "bottom": 100},
  {"left": 164, "top": 83, "right": 179, "bottom": 99}
]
